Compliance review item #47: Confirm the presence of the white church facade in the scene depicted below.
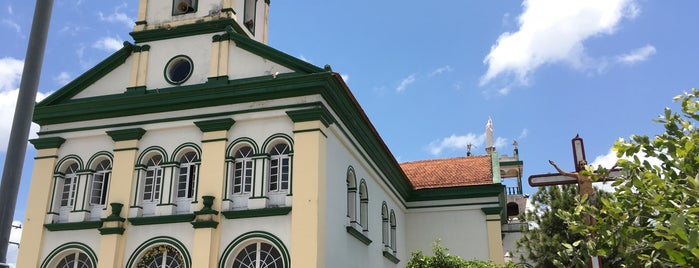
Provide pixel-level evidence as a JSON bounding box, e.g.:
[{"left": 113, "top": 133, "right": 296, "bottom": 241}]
[{"left": 16, "top": 1, "right": 524, "bottom": 267}]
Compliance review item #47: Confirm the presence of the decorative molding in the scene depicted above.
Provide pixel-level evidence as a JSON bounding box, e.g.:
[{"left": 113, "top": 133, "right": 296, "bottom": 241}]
[
  {"left": 286, "top": 107, "right": 334, "bottom": 127},
  {"left": 130, "top": 18, "right": 237, "bottom": 43},
  {"left": 382, "top": 250, "right": 400, "bottom": 264},
  {"left": 29, "top": 137, "right": 66, "bottom": 149},
  {"left": 44, "top": 221, "right": 102, "bottom": 231},
  {"left": 346, "top": 226, "right": 372, "bottom": 245},
  {"left": 106, "top": 128, "right": 146, "bottom": 141},
  {"left": 128, "top": 214, "right": 195, "bottom": 226},
  {"left": 194, "top": 118, "right": 235, "bottom": 132}
]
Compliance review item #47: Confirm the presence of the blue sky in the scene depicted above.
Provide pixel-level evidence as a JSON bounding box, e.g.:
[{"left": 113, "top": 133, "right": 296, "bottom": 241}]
[{"left": 1, "top": 0, "right": 699, "bottom": 264}]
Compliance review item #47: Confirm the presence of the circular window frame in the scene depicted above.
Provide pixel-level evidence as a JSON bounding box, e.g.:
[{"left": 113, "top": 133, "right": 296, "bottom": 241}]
[{"left": 164, "top": 55, "right": 194, "bottom": 85}]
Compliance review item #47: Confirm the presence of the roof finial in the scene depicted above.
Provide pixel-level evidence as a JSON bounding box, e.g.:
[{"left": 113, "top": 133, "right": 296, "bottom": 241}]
[
  {"left": 485, "top": 117, "right": 495, "bottom": 155},
  {"left": 467, "top": 143, "right": 472, "bottom": 156}
]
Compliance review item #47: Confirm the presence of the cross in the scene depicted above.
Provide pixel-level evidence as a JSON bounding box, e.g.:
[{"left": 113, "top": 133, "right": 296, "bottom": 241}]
[{"left": 527, "top": 135, "right": 621, "bottom": 268}]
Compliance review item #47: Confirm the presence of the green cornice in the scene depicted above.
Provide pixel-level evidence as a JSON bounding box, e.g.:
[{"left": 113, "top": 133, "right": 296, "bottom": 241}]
[
  {"left": 128, "top": 214, "right": 195, "bottom": 226},
  {"left": 225, "top": 26, "right": 324, "bottom": 74},
  {"left": 45, "top": 221, "right": 103, "bottom": 231},
  {"left": 383, "top": 251, "right": 400, "bottom": 264},
  {"left": 408, "top": 184, "right": 505, "bottom": 202},
  {"left": 286, "top": 107, "right": 334, "bottom": 127},
  {"left": 221, "top": 207, "right": 291, "bottom": 219},
  {"left": 194, "top": 118, "right": 235, "bottom": 132},
  {"left": 130, "top": 18, "right": 242, "bottom": 43},
  {"left": 38, "top": 42, "right": 134, "bottom": 106},
  {"left": 500, "top": 161, "right": 523, "bottom": 166},
  {"left": 480, "top": 206, "right": 503, "bottom": 215},
  {"left": 106, "top": 128, "right": 146, "bottom": 141},
  {"left": 29, "top": 137, "right": 66, "bottom": 149}
]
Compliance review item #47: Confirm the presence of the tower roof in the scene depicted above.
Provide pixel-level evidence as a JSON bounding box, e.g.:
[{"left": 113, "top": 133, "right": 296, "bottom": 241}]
[{"left": 400, "top": 155, "right": 493, "bottom": 189}]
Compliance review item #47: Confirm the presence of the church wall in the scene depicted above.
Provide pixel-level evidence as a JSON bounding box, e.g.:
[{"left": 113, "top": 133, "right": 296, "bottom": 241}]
[
  {"left": 406, "top": 206, "right": 491, "bottom": 261},
  {"left": 40, "top": 230, "right": 101, "bottom": 265},
  {"left": 323, "top": 124, "right": 406, "bottom": 267},
  {"left": 142, "top": 34, "right": 213, "bottom": 89},
  {"left": 227, "top": 44, "right": 294, "bottom": 80}
]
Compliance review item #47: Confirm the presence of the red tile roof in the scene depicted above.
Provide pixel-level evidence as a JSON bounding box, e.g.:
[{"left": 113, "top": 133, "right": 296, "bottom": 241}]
[{"left": 400, "top": 155, "right": 494, "bottom": 189}]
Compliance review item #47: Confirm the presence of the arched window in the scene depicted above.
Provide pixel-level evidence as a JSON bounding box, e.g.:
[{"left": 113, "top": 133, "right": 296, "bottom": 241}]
[
  {"left": 60, "top": 163, "right": 80, "bottom": 210},
  {"left": 136, "top": 244, "right": 185, "bottom": 268},
  {"left": 390, "top": 210, "right": 397, "bottom": 253},
  {"left": 381, "top": 203, "right": 389, "bottom": 247},
  {"left": 143, "top": 155, "right": 164, "bottom": 203},
  {"left": 232, "top": 146, "right": 254, "bottom": 195},
  {"left": 53, "top": 251, "right": 93, "bottom": 268},
  {"left": 268, "top": 143, "right": 290, "bottom": 193},
  {"left": 359, "top": 180, "right": 368, "bottom": 231},
  {"left": 176, "top": 151, "right": 198, "bottom": 200},
  {"left": 346, "top": 168, "right": 357, "bottom": 225},
  {"left": 229, "top": 241, "right": 283, "bottom": 268},
  {"left": 90, "top": 160, "right": 111, "bottom": 207}
]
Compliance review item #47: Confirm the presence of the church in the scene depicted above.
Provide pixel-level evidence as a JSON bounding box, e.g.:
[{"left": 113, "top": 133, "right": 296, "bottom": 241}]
[{"left": 16, "top": 1, "right": 525, "bottom": 267}]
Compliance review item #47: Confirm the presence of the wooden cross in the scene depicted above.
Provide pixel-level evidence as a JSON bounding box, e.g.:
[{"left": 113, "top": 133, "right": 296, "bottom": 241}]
[{"left": 527, "top": 135, "right": 621, "bottom": 268}]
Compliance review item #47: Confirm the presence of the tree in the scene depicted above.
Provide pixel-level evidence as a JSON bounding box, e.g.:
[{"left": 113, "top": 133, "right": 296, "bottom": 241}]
[
  {"left": 558, "top": 89, "right": 699, "bottom": 267},
  {"left": 406, "top": 240, "right": 515, "bottom": 268},
  {"left": 516, "top": 185, "right": 617, "bottom": 267}
]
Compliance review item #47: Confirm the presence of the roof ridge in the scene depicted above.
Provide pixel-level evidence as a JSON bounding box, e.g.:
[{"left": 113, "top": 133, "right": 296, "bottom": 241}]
[{"left": 399, "top": 155, "right": 490, "bottom": 165}]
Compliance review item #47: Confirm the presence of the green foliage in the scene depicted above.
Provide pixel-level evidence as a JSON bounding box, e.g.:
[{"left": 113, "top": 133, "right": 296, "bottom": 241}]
[
  {"left": 406, "top": 240, "right": 515, "bottom": 268},
  {"left": 558, "top": 89, "right": 699, "bottom": 267},
  {"left": 516, "top": 185, "right": 616, "bottom": 267}
]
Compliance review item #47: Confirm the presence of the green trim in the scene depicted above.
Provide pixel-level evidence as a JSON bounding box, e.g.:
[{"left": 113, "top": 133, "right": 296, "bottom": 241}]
[
  {"left": 29, "top": 137, "right": 66, "bottom": 149},
  {"left": 44, "top": 221, "right": 103, "bottom": 231},
  {"left": 126, "top": 236, "right": 192, "bottom": 268},
  {"left": 39, "top": 43, "right": 134, "bottom": 105},
  {"left": 194, "top": 118, "right": 235, "bottom": 132},
  {"left": 408, "top": 184, "right": 505, "bottom": 202},
  {"left": 406, "top": 201, "right": 500, "bottom": 210},
  {"left": 98, "top": 227, "right": 125, "bottom": 235},
  {"left": 226, "top": 26, "right": 324, "bottom": 73},
  {"left": 164, "top": 55, "right": 194, "bottom": 85},
  {"left": 40, "top": 242, "right": 98, "bottom": 268},
  {"left": 481, "top": 206, "right": 503, "bottom": 215},
  {"left": 114, "top": 147, "right": 139, "bottom": 152},
  {"left": 130, "top": 18, "right": 237, "bottom": 43},
  {"left": 491, "top": 152, "right": 501, "bottom": 183},
  {"left": 500, "top": 161, "right": 523, "bottom": 166},
  {"left": 35, "top": 155, "right": 59, "bottom": 160},
  {"left": 54, "top": 154, "right": 84, "bottom": 172},
  {"left": 135, "top": 20, "right": 146, "bottom": 25},
  {"left": 221, "top": 207, "right": 291, "bottom": 219},
  {"left": 346, "top": 226, "right": 372, "bottom": 245},
  {"left": 286, "top": 106, "right": 334, "bottom": 128},
  {"left": 191, "top": 220, "right": 219, "bottom": 229},
  {"left": 219, "top": 231, "right": 290, "bottom": 268},
  {"left": 383, "top": 251, "right": 400, "bottom": 264},
  {"left": 128, "top": 214, "right": 195, "bottom": 225},
  {"left": 86, "top": 151, "right": 114, "bottom": 169},
  {"left": 106, "top": 128, "right": 146, "bottom": 141}
]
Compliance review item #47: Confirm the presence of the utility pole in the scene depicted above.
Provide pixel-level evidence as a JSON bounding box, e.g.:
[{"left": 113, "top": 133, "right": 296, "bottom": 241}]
[{"left": 0, "top": 0, "right": 54, "bottom": 267}]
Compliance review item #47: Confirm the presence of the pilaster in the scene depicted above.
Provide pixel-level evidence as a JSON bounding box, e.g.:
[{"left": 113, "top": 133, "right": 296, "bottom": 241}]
[
  {"left": 191, "top": 118, "right": 234, "bottom": 268},
  {"left": 287, "top": 107, "right": 333, "bottom": 268},
  {"left": 16, "top": 137, "right": 65, "bottom": 268},
  {"left": 96, "top": 128, "right": 146, "bottom": 268},
  {"left": 482, "top": 207, "right": 505, "bottom": 265}
]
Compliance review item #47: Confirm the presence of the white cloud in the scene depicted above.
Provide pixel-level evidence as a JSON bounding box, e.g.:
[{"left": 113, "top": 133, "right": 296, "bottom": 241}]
[
  {"left": 98, "top": 5, "right": 134, "bottom": 29},
  {"left": 616, "top": 44, "right": 656, "bottom": 64},
  {"left": 517, "top": 128, "right": 529, "bottom": 140},
  {"left": 429, "top": 65, "right": 454, "bottom": 76},
  {"left": 298, "top": 55, "right": 310, "bottom": 63},
  {"left": 93, "top": 37, "right": 124, "bottom": 51},
  {"left": 481, "top": 0, "right": 640, "bottom": 87},
  {"left": 2, "top": 18, "right": 21, "bottom": 34},
  {"left": 8, "top": 5, "right": 13, "bottom": 15},
  {"left": 54, "top": 72, "right": 71, "bottom": 85},
  {"left": 395, "top": 74, "right": 416, "bottom": 92},
  {"left": 427, "top": 133, "right": 508, "bottom": 156},
  {"left": 340, "top": 74, "right": 349, "bottom": 82},
  {"left": 58, "top": 24, "right": 88, "bottom": 36},
  {"left": 0, "top": 58, "right": 51, "bottom": 152}
]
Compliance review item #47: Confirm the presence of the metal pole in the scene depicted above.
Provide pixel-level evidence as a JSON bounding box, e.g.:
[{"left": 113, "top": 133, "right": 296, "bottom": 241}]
[{"left": 0, "top": 0, "right": 54, "bottom": 267}]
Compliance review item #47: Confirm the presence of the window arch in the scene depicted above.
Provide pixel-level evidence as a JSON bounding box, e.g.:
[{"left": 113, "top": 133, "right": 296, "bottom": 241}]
[
  {"left": 88, "top": 158, "right": 112, "bottom": 219},
  {"left": 143, "top": 154, "right": 164, "bottom": 203},
  {"left": 126, "top": 237, "right": 191, "bottom": 268},
  {"left": 346, "top": 167, "right": 357, "bottom": 225},
  {"left": 40, "top": 242, "right": 97, "bottom": 268},
  {"left": 220, "top": 231, "right": 290, "bottom": 268},
  {"left": 358, "top": 180, "right": 368, "bottom": 231},
  {"left": 175, "top": 150, "right": 199, "bottom": 212},
  {"left": 137, "top": 150, "right": 166, "bottom": 216},
  {"left": 381, "top": 203, "right": 389, "bottom": 248}
]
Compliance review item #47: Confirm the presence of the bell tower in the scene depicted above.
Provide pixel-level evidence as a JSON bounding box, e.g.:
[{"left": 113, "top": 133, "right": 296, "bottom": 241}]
[{"left": 131, "top": 0, "right": 270, "bottom": 44}]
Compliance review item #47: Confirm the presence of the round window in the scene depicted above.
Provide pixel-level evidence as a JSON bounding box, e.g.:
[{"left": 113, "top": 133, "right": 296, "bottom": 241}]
[{"left": 165, "top": 55, "right": 193, "bottom": 85}]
